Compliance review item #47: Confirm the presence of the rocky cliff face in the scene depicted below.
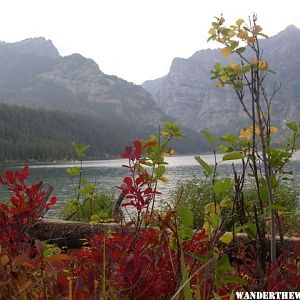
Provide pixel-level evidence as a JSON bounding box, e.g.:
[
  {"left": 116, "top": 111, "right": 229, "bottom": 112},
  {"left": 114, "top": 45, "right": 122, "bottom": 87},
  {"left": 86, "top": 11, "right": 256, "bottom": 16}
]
[{"left": 143, "top": 25, "right": 300, "bottom": 136}]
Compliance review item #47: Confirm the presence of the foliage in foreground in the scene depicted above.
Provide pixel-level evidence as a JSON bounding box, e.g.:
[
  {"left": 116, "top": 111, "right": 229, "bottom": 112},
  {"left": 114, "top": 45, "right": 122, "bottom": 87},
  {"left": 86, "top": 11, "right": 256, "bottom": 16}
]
[
  {"left": 0, "top": 148, "right": 299, "bottom": 299},
  {"left": 170, "top": 179, "right": 300, "bottom": 235}
]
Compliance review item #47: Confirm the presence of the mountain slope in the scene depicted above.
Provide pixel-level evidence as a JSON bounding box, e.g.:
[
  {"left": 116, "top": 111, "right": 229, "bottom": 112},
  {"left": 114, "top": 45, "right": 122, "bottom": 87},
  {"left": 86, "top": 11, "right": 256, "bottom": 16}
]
[
  {"left": 0, "top": 38, "right": 207, "bottom": 160},
  {"left": 0, "top": 38, "right": 163, "bottom": 126},
  {"left": 143, "top": 25, "right": 300, "bottom": 136}
]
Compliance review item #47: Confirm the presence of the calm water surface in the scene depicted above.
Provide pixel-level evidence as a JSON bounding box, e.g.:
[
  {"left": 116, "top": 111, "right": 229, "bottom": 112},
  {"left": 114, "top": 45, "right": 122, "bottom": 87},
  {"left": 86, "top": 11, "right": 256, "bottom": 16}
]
[{"left": 1, "top": 152, "right": 300, "bottom": 218}]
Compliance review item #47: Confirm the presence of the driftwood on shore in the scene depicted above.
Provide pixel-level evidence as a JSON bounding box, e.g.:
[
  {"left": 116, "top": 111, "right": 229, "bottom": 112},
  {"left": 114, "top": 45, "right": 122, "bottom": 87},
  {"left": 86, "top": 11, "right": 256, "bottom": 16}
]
[{"left": 29, "top": 218, "right": 300, "bottom": 253}]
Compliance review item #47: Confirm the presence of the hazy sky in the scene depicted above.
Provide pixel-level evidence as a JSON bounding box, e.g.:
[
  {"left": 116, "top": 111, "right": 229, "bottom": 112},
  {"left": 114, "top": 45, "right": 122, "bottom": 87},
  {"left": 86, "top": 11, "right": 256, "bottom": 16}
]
[{"left": 1, "top": 0, "right": 299, "bottom": 84}]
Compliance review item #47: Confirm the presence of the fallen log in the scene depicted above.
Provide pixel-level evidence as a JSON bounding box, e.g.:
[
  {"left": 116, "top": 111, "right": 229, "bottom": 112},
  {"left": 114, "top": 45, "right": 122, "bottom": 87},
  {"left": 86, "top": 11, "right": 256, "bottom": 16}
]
[
  {"left": 29, "top": 218, "right": 300, "bottom": 252},
  {"left": 29, "top": 218, "right": 122, "bottom": 248}
]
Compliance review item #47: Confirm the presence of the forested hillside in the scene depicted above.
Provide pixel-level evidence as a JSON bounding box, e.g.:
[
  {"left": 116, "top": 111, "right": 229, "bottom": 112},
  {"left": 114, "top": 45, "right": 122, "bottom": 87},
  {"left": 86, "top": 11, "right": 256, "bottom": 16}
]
[
  {"left": 0, "top": 103, "right": 206, "bottom": 161},
  {"left": 0, "top": 103, "right": 136, "bottom": 161}
]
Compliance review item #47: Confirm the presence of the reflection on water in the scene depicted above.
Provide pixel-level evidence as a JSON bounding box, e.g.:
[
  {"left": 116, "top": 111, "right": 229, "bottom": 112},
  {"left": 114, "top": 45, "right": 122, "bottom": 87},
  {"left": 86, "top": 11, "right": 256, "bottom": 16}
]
[{"left": 0, "top": 153, "right": 299, "bottom": 218}]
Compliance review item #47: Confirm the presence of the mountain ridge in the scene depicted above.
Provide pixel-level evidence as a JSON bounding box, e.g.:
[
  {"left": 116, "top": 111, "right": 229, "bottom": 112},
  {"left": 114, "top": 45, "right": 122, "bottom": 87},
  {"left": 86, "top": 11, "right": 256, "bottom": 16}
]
[
  {"left": 0, "top": 37, "right": 207, "bottom": 160},
  {"left": 142, "top": 25, "right": 300, "bottom": 136}
]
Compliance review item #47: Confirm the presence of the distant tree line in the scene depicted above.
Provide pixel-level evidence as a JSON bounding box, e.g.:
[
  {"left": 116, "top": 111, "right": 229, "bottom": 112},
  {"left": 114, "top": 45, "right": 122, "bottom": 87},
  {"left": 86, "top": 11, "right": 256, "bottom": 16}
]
[{"left": 0, "top": 103, "right": 138, "bottom": 161}]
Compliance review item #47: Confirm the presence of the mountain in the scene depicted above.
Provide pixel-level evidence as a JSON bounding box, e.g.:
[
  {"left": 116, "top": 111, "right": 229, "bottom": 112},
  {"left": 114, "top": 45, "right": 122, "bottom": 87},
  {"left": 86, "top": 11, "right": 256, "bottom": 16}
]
[
  {"left": 142, "top": 25, "right": 300, "bottom": 136},
  {"left": 0, "top": 37, "right": 206, "bottom": 161},
  {"left": 0, "top": 37, "right": 162, "bottom": 126}
]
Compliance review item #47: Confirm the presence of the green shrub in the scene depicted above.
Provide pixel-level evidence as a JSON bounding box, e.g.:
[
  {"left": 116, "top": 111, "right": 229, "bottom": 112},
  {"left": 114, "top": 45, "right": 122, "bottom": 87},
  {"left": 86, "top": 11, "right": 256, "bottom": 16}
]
[
  {"left": 60, "top": 191, "right": 114, "bottom": 222},
  {"left": 170, "top": 179, "right": 300, "bottom": 235},
  {"left": 168, "top": 178, "right": 214, "bottom": 229}
]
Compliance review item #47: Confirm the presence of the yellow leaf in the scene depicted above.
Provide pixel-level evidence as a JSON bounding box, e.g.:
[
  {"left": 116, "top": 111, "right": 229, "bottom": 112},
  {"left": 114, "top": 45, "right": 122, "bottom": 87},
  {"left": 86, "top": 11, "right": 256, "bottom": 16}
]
[
  {"left": 208, "top": 28, "right": 216, "bottom": 36},
  {"left": 228, "top": 61, "right": 239, "bottom": 69},
  {"left": 218, "top": 37, "right": 225, "bottom": 43},
  {"left": 163, "top": 148, "right": 175, "bottom": 157},
  {"left": 216, "top": 81, "right": 224, "bottom": 88},
  {"left": 236, "top": 18, "right": 244, "bottom": 26},
  {"left": 0, "top": 255, "right": 9, "bottom": 266},
  {"left": 221, "top": 47, "right": 232, "bottom": 57},
  {"left": 247, "top": 36, "right": 256, "bottom": 45},
  {"left": 270, "top": 126, "right": 278, "bottom": 133},
  {"left": 253, "top": 25, "right": 263, "bottom": 35},
  {"left": 254, "top": 124, "right": 261, "bottom": 136},
  {"left": 227, "top": 30, "right": 235, "bottom": 38},
  {"left": 258, "top": 60, "right": 269, "bottom": 70},
  {"left": 219, "top": 17, "right": 225, "bottom": 25},
  {"left": 237, "top": 30, "right": 248, "bottom": 39},
  {"left": 239, "top": 127, "right": 252, "bottom": 141},
  {"left": 159, "top": 176, "right": 169, "bottom": 183},
  {"left": 220, "top": 232, "right": 233, "bottom": 244}
]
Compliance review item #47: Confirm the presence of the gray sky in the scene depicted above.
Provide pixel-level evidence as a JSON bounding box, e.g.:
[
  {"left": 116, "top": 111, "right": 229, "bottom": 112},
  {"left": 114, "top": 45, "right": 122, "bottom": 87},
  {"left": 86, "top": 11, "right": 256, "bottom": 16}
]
[{"left": 1, "top": 0, "right": 299, "bottom": 84}]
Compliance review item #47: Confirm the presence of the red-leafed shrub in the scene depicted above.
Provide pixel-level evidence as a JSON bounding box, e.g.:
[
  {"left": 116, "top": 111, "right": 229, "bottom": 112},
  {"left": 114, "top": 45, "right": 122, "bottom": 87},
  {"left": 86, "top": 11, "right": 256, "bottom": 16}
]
[{"left": 0, "top": 165, "right": 57, "bottom": 257}]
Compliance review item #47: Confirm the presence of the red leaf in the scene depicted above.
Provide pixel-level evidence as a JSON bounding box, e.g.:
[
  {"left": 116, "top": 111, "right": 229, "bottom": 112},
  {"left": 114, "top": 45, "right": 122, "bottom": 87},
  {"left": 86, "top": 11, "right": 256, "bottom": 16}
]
[
  {"left": 121, "top": 153, "right": 129, "bottom": 159},
  {"left": 49, "top": 196, "right": 57, "bottom": 206},
  {"left": 6, "top": 170, "right": 15, "bottom": 184},
  {"left": 144, "top": 187, "right": 153, "bottom": 195},
  {"left": 143, "top": 141, "right": 157, "bottom": 149},
  {"left": 0, "top": 203, "right": 9, "bottom": 211},
  {"left": 125, "top": 146, "right": 133, "bottom": 156},
  {"left": 123, "top": 177, "right": 133, "bottom": 187},
  {"left": 133, "top": 140, "right": 142, "bottom": 159},
  {"left": 10, "top": 196, "right": 20, "bottom": 208},
  {"left": 17, "top": 165, "right": 29, "bottom": 181}
]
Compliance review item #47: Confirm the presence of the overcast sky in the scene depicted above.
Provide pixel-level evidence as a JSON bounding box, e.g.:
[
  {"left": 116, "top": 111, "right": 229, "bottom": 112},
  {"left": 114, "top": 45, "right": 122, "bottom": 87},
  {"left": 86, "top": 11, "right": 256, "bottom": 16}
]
[{"left": 1, "top": 0, "right": 299, "bottom": 84}]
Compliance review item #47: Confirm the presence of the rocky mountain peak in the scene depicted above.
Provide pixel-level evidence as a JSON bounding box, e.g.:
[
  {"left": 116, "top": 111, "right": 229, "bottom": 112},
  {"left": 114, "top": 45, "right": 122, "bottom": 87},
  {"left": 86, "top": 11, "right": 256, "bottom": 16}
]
[
  {"left": 62, "top": 53, "right": 102, "bottom": 72},
  {"left": 5, "top": 37, "right": 60, "bottom": 59}
]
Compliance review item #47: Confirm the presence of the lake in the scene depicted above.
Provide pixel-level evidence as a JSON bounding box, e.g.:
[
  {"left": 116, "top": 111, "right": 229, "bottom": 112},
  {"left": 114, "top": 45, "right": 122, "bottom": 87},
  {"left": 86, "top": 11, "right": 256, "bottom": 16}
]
[{"left": 1, "top": 152, "right": 300, "bottom": 218}]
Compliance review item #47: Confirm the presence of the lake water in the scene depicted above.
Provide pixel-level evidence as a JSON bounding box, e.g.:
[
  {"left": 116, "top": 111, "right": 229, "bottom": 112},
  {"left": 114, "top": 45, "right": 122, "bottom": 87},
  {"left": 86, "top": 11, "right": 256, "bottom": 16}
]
[{"left": 1, "top": 152, "right": 300, "bottom": 218}]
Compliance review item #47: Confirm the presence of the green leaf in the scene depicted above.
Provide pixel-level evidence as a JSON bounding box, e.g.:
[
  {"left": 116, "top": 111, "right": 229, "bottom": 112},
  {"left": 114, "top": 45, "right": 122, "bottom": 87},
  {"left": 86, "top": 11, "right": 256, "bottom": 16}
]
[
  {"left": 162, "top": 121, "right": 183, "bottom": 138},
  {"left": 220, "top": 133, "right": 238, "bottom": 144},
  {"left": 266, "top": 204, "right": 287, "bottom": 211},
  {"left": 180, "top": 252, "right": 193, "bottom": 300},
  {"left": 79, "top": 184, "right": 95, "bottom": 195},
  {"left": 201, "top": 130, "right": 216, "bottom": 145},
  {"left": 216, "top": 255, "right": 233, "bottom": 274},
  {"left": 237, "top": 223, "right": 257, "bottom": 238},
  {"left": 223, "top": 151, "right": 245, "bottom": 161},
  {"left": 179, "top": 206, "right": 193, "bottom": 228},
  {"left": 286, "top": 121, "right": 298, "bottom": 132},
  {"left": 72, "top": 142, "right": 90, "bottom": 158},
  {"left": 229, "top": 40, "right": 239, "bottom": 49},
  {"left": 219, "top": 145, "right": 234, "bottom": 153},
  {"left": 222, "top": 275, "right": 247, "bottom": 285},
  {"left": 220, "top": 197, "right": 232, "bottom": 208},
  {"left": 235, "top": 46, "right": 246, "bottom": 54},
  {"left": 220, "top": 232, "right": 233, "bottom": 244},
  {"left": 195, "top": 156, "right": 213, "bottom": 176},
  {"left": 66, "top": 166, "right": 80, "bottom": 177},
  {"left": 213, "top": 178, "right": 233, "bottom": 195},
  {"left": 155, "top": 165, "right": 166, "bottom": 177},
  {"left": 207, "top": 213, "right": 219, "bottom": 228}
]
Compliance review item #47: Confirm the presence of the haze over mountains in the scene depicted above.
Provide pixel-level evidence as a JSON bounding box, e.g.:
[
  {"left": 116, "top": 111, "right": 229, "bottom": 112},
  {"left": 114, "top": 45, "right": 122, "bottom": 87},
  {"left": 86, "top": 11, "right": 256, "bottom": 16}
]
[
  {"left": 0, "top": 37, "right": 204, "bottom": 161},
  {"left": 143, "top": 25, "right": 300, "bottom": 136},
  {"left": 0, "top": 25, "right": 299, "bottom": 161}
]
